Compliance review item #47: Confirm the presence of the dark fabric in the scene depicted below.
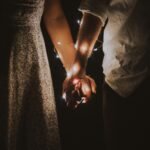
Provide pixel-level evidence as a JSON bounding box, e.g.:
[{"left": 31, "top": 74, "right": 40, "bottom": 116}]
[{"left": 102, "top": 77, "right": 150, "bottom": 150}]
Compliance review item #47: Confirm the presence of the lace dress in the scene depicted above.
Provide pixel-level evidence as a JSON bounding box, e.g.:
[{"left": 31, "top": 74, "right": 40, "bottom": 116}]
[{"left": 0, "top": 0, "right": 61, "bottom": 149}]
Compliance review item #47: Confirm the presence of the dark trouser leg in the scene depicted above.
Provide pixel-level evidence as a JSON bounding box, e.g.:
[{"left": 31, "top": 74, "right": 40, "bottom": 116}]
[{"left": 102, "top": 78, "right": 150, "bottom": 150}]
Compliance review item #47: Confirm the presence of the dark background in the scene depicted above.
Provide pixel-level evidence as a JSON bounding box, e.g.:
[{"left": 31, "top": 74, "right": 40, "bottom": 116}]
[{"left": 42, "top": 0, "right": 105, "bottom": 150}]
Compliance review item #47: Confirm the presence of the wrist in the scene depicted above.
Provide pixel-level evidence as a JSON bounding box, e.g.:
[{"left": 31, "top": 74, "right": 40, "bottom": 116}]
[
  {"left": 65, "top": 46, "right": 89, "bottom": 79},
  {"left": 66, "top": 61, "right": 86, "bottom": 79},
  {"left": 56, "top": 42, "right": 77, "bottom": 72}
]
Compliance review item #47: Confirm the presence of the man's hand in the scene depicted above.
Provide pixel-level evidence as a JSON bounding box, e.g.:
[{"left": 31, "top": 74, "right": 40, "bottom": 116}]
[
  {"left": 62, "top": 75, "right": 96, "bottom": 109},
  {"left": 61, "top": 12, "right": 102, "bottom": 109}
]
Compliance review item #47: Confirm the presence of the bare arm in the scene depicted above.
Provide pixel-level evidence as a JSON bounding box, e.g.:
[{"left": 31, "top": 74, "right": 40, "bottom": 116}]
[
  {"left": 62, "top": 13, "right": 104, "bottom": 107},
  {"left": 68, "top": 12, "right": 103, "bottom": 77},
  {"left": 43, "top": 0, "right": 76, "bottom": 71},
  {"left": 62, "top": 1, "right": 109, "bottom": 107}
]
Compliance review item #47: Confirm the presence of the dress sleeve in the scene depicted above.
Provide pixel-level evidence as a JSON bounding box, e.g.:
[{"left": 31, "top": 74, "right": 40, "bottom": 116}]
[{"left": 79, "top": 0, "right": 109, "bottom": 26}]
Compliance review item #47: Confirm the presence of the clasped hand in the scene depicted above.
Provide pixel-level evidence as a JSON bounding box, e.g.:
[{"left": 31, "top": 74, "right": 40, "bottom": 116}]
[{"left": 62, "top": 70, "right": 96, "bottom": 109}]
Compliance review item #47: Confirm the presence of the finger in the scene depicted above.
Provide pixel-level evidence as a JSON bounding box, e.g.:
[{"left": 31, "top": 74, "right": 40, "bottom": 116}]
[
  {"left": 89, "top": 78, "right": 96, "bottom": 94},
  {"left": 72, "top": 78, "right": 80, "bottom": 85},
  {"left": 74, "top": 81, "right": 81, "bottom": 91},
  {"left": 81, "top": 81, "right": 92, "bottom": 99}
]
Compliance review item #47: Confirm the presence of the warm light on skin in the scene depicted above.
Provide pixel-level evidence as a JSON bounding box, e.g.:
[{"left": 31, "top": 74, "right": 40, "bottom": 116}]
[
  {"left": 67, "top": 71, "right": 72, "bottom": 78},
  {"left": 81, "top": 83, "right": 91, "bottom": 97},
  {"left": 72, "top": 63, "right": 81, "bottom": 74},
  {"left": 57, "top": 41, "right": 62, "bottom": 45},
  {"left": 73, "top": 78, "right": 80, "bottom": 85},
  {"left": 66, "top": 63, "right": 81, "bottom": 78},
  {"left": 79, "top": 42, "right": 89, "bottom": 55},
  {"left": 74, "top": 43, "right": 77, "bottom": 49}
]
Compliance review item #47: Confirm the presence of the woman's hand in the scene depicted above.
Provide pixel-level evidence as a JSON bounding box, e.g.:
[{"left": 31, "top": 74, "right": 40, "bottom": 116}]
[
  {"left": 62, "top": 12, "right": 103, "bottom": 109},
  {"left": 62, "top": 74, "right": 96, "bottom": 109}
]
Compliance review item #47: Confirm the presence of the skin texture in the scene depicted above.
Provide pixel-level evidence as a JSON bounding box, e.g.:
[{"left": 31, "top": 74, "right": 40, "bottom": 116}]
[
  {"left": 43, "top": 0, "right": 76, "bottom": 71},
  {"left": 43, "top": 0, "right": 103, "bottom": 108},
  {"left": 63, "top": 13, "right": 103, "bottom": 108}
]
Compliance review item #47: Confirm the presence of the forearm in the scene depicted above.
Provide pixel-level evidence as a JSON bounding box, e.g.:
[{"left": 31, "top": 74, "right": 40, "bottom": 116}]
[
  {"left": 70, "top": 12, "right": 103, "bottom": 77},
  {"left": 43, "top": 1, "right": 76, "bottom": 71}
]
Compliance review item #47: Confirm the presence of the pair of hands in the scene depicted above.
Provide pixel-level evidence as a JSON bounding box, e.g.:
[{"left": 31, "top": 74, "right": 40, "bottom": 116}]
[{"left": 62, "top": 72, "right": 96, "bottom": 109}]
